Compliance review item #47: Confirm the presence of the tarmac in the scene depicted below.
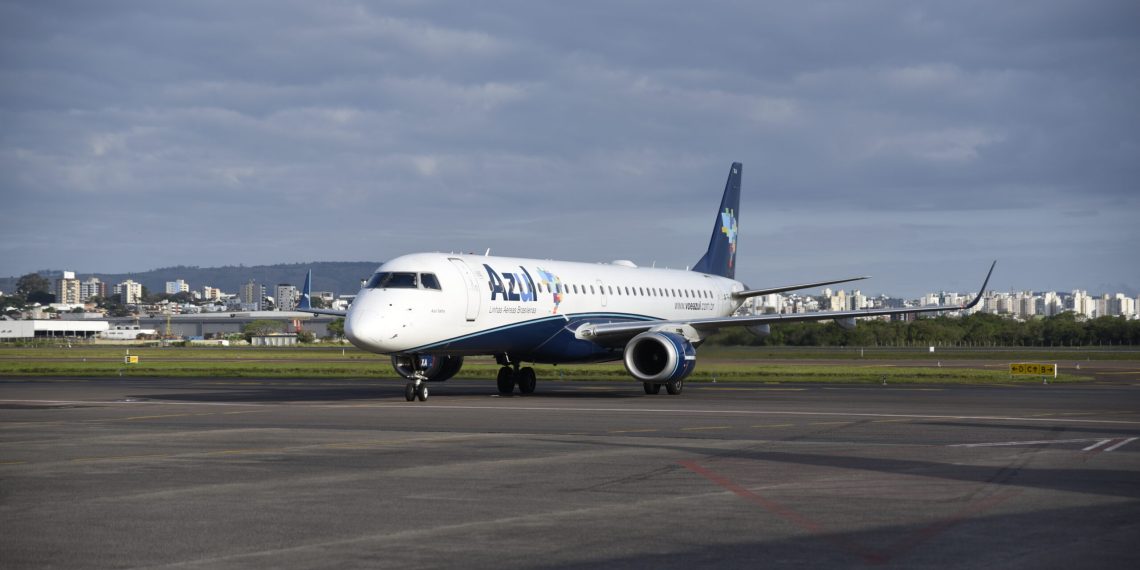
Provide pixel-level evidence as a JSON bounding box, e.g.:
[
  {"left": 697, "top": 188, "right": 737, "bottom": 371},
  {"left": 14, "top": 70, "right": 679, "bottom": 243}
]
[{"left": 2, "top": 375, "right": 1139, "bottom": 568}]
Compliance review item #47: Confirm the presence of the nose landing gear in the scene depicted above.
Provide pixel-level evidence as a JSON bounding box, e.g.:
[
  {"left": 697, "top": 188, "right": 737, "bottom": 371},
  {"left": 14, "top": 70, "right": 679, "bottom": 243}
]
[{"left": 402, "top": 355, "right": 432, "bottom": 402}]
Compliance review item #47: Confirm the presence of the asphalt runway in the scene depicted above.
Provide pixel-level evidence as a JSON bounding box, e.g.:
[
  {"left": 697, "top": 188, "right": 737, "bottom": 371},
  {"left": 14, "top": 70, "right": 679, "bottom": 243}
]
[{"left": 2, "top": 376, "right": 1139, "bottom": 569}]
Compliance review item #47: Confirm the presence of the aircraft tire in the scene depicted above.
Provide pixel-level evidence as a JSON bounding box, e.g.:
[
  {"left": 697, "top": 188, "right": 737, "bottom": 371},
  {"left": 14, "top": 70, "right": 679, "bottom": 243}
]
[
  {"left": 518, "top": 367, "right": 537, "bottom": 394},
  {"left": 416, "top": 384, "right": 429, "bottom": 402},
  {"left": 404, "top": 383, "right": 416, "bottom": 402},
  {"left": 665, "top": 379, "right": 684, "bottom": 395},
  {"left": 496, "top": 367, "right": 515, "bottom": 394},
  {"left": 643, "top": 382, "right": 661, "bottom": 395}
]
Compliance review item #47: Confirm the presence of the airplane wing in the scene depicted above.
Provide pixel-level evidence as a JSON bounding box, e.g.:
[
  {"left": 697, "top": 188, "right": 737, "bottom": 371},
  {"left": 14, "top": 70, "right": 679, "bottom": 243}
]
[
  {"left": 578, "top": 261, "right": 995, "bottom": 344},
  {"left": 731, "top": 275, "right": 869, "bottom": 299},
  {"left": 297, "top": 270, "right": 348, "bottom": 317}
]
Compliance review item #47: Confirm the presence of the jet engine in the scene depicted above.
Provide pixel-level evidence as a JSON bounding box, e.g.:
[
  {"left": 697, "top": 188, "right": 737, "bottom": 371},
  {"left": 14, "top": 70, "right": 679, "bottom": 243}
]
[
  {"left": 622, "top": 331, "right": 696, "bottom": 383},
  {"left": 391, "top": 354, "right": 464, "bottom": 382}
]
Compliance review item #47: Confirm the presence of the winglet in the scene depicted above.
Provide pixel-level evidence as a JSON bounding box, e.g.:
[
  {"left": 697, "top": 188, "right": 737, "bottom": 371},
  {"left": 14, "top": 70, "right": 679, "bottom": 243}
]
[{"left": 961, "top": 261, "right": 996, "bottom": 310}]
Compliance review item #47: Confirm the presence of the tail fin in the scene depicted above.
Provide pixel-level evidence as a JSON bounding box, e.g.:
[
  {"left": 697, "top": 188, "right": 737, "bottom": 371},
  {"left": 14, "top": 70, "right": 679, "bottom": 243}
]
[
  {"left": 296, "top": 269, "right": 348, "bottom": 316},
  {"left": 297, "top": 270, "right": 314, "bottom": 310},
  {"left": 691, "top": 162, "right": 742, "bottom": 279}
]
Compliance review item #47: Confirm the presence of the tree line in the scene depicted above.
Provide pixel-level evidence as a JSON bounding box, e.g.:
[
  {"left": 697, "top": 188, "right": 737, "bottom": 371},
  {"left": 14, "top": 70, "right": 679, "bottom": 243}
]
[{"left": 705, "top": 312, "right": 1140, "bottom": 347}]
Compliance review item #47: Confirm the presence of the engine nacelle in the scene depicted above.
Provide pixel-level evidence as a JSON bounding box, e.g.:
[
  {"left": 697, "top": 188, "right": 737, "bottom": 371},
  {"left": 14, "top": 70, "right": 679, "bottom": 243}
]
[
  {"left": 623, "top": 331, "right": 696, "bottom": 383},
  {"left": 835, "top": 317, "right": 857, "bottom": 331},
  {"left": 391, "top": 354, "right": 464, "bottom": 382},
  {"left": 746, "top": 324, "right": 771, "bottom": 338}
]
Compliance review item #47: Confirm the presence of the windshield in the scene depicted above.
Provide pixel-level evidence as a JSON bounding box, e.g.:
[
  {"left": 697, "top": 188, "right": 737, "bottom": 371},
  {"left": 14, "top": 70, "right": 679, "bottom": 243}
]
[
  {"left": 365, "top": 272, "right": 418, "bottom": 289},
  {"left": 364, "top": 272, "right": 442, "bottom": 290}
]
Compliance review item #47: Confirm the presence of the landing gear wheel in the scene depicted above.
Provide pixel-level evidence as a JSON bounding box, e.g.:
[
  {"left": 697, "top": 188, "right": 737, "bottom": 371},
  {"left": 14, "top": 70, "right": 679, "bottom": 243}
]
[
  {"left": 404, "top": 383, "right": 416, "bottom": 402},
  {"left": 496, "top": 367, "right": 515, "bottom": 395},
  {"left": 416, "top": 383, "right": 429, "bottom": 402},
  {"left": 644, "top": 382, "right": 661, "bottom": 395},
  {"left": 517, "top": 367, "right": 537, "bottom": 395},
  {"left": 665, "top": 379, "right": 684, "bottom": 395}
]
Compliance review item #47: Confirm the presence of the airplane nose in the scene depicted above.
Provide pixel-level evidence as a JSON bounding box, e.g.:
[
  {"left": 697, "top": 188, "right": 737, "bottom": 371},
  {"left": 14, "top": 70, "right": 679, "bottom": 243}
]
[{"left": 344, "top": 309, "right": 377, "bottom": 350}]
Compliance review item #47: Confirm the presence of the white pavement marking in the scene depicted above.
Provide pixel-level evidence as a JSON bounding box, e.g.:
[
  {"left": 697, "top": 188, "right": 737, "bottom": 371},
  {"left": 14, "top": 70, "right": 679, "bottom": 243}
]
[
  {"left": 1105, "top": 437, "right": 1138, "bottom": 452},
  {"left": 379, "top": 404, "right": 1140, "bottom": 425},
  {"left": 1083, "top": 439, "right": 1112, "bottom": 451},
  {"left": 951, "top": 438, "right": 1112, "bottom": 448}
]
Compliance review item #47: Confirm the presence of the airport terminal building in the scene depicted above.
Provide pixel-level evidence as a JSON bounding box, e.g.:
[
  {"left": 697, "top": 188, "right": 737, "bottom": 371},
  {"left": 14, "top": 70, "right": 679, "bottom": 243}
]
[{"left": 1, "top": 312, "right": 339, "bottom": 341}]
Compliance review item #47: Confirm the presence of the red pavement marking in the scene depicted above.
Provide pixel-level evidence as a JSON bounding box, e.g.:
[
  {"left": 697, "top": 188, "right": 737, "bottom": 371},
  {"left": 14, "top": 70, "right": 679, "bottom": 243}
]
[{"left": 679, "top": 459, "right": 1021, "bottom": 565}]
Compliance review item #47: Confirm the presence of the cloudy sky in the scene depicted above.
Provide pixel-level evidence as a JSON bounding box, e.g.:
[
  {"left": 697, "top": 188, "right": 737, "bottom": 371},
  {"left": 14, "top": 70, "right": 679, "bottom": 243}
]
[{"left": 2, "top": 0, "right": 1137, "bottom": 296}]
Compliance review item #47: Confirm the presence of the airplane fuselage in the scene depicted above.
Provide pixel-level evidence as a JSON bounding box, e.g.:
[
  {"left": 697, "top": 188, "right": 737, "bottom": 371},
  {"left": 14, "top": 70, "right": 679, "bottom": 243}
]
[{"left": 344, "top": 253, "right": 746, "bottom": 364}]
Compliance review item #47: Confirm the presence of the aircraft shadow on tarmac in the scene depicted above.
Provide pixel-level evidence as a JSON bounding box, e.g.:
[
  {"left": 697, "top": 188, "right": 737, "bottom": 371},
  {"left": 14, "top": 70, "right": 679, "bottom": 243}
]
[{"left": 130, "top": 381, "right": 647, "bottom": 403}]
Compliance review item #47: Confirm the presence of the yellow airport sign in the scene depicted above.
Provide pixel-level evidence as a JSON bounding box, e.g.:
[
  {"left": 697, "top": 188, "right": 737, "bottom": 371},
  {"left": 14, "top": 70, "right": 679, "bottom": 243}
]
[
  {"left": 124, "top": 355, "right": 139, "bottom": 364},
  {"left": 1009, "top": 362, "right": 1056, "bottom": 377}
]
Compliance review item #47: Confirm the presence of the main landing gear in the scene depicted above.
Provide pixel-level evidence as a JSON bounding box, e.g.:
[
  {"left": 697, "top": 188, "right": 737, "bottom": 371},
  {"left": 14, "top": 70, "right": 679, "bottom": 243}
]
[
  {"left": 495, "top": 355, "right": 536, "bottom": 395},
  {"left": 642, "top": 379, "right": 683, "bottom": 395}
]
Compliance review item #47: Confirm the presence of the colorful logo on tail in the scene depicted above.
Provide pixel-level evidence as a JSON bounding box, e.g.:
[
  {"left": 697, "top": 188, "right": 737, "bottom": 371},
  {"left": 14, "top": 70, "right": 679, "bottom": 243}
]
[{"left": 720, "top": 207, "right": 738, "bottom": 269}]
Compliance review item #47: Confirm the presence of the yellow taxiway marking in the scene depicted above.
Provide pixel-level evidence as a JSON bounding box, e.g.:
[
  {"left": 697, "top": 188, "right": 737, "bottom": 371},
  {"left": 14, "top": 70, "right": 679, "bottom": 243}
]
[
  {"left": 871, "top": 419, "right": 911, "bottom": 423},
  {"left": 1099, "top": 371, "right": 1140, "bottom": 375},
  {"left": 751, "top": 423, "right": 793, "bottom": 428},
  {"left": 72, "top": 454, "right": 170, "bottom": 463},
  {"left": 119, "top": 413, "right": 198, "bottom": 421},
  {"left": 0, "top": 460, "right": 28, "bottom": 465},
  {"left": 807, "top": 421, "right": 849, "bottom": 426},
  {"left": 608, "top": 428, "right": 659, "bottom": 434},
  {"left": 701, "top": 387, "right": 807, "bottom": 391},
  {"left": 681, "top": 426, "right": 731, "bottom": 431}
]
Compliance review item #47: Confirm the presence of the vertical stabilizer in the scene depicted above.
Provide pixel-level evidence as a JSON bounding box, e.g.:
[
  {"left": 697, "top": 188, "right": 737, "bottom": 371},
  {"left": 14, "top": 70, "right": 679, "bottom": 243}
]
[
  {"left": 691, "top": 162, "right": 742, "bottom": 279},
  {"left": 298, "top": 270, "right": 314, "bottom": 310}
]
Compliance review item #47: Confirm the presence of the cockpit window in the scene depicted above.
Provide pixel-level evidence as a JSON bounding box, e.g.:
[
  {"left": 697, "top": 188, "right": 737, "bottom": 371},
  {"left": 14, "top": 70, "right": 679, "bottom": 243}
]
[
  {"left": 365, "top": 271, "right": 442, "bottom": 290},
  {"left": 366, "top": 272, "right": 418, "bottom": 289},
  {"left": 421, "top": 273, "right": 441, "bottom": 290}
]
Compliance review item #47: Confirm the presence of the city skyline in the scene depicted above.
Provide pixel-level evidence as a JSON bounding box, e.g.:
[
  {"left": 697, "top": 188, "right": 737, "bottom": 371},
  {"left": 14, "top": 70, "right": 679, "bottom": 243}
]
[
  {"left": 8, "top": 265, "right": 1138, "bottom": 322},
  {"left": 6, "top": 261, "right": 1140, "bottom": 300}
]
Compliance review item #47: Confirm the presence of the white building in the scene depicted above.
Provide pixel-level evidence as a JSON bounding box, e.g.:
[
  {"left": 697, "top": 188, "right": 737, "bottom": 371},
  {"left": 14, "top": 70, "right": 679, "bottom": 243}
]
[
  {"left": 165, "top": 279, "right": 189, "bottom": 295},
  {"left": 275, "top": 284, "right": 298, "bottom": 312},
  {"left": 115, "top": 280, "right": 143, "bottom": 304},
  {"left": 0, "top": 320, "right": 109, "bottom": 339},
  {"left": 80, "top": 277, "right": 106, "bottom": 301},
  {"left": 202, "top": 286, "right": 223, "bottom": 301},
  {"left": 56, "top": 271, "right": 81, "bottom": 305}
]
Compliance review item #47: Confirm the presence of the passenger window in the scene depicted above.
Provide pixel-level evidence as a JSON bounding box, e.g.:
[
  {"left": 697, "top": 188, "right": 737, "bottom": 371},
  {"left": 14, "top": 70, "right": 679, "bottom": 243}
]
[
  {"left": 421, "top": 273, "right": 441, "bottom": 290},
  {"left": 572, "top": 284, "right": 578, "bottom": 294}
]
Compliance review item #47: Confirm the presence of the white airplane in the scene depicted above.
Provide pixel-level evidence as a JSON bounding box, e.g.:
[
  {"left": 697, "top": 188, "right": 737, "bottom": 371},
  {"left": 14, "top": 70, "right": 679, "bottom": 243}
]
[{"left": 300, "top": 162, "right": 994, "bottom": 402}]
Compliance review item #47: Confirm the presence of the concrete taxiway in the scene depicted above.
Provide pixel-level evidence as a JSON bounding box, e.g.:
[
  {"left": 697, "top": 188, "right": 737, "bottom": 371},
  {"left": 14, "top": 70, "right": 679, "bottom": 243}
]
[{"left": 2, "top": 376, "right": 1138, "bottom": 568}]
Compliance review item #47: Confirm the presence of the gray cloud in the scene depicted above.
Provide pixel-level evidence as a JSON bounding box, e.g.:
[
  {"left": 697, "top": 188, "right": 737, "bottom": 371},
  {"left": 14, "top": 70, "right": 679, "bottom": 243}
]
[{"left": 1, "top": 0, "right": 1137, "bottom": 296}]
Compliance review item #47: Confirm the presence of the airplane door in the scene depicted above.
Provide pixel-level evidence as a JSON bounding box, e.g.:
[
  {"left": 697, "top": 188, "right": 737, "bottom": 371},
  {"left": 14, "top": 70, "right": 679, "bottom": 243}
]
[
  {"left": 597, "top": 279, "right": 607, "bottom": 308},
  {"left": 449, "top": 258, "right": 482, "bottom": 322}
]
